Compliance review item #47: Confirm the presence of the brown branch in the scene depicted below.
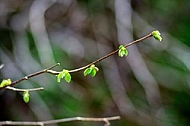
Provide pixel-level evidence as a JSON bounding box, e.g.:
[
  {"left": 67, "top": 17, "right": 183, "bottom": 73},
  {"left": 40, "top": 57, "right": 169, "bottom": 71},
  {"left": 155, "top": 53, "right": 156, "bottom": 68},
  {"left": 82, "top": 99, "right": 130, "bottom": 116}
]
[
  {"left": 0, "top": 116, "right": 120, "bottom": 126},
  {"left": 0, "top": 32, "right": 152, "bottom": 90},
  {"left": 6, "top": 86, "right": 44, "bottom": 92},
  {"left": 68, "top": 33, "right": 152, "bottom": 73},
  {"left": 0, "top": 63, "right": 60, "bottom": 90}
]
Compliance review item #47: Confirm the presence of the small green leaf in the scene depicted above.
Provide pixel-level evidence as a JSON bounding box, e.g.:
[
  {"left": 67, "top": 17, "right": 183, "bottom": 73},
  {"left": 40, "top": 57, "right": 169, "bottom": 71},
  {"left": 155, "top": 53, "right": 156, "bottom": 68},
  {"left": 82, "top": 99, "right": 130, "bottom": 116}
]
[
  {"left": 23, "top": 91, "right": 30, "bottom": 103},
  {"left": 118, "top": 50, "right": 123, "bottom": 57},
  {"left": 83, "top": 64, "right": 98, "bottom": 77},
  {"left": 151, "top": 30, "right": 162, "bottom": 41},
  {"left": 154, "top": 35, "right": 162, "bottom": 41},
  {"left": 0, "top": 79, "right": 11, "bottom": 87},
  {"left": 84, "top": 68, "right": 92, "bottom": 76},
  {"left": 90, "top": 69, "right": 97, "bottom": 77},
  {"left": 124, "top": 49, "right": 128, "bottom": 56},
  {"left": 57, "top": 69, "right": 71, "bottom": 83},
  {"left": 151, "top": 30, "right": 161, "bottom": 36},
  {"left": 119, "top": 45, "right": 123, "bottom": 49},
  {"left": 57, "top": 72, "right": 65, "bottom": 83},
  {"left": 64, "top": 72, "right": 71, "bottom": 83},
  {"left": 118, "top": 45, "right": 128, "bottom": 57}
]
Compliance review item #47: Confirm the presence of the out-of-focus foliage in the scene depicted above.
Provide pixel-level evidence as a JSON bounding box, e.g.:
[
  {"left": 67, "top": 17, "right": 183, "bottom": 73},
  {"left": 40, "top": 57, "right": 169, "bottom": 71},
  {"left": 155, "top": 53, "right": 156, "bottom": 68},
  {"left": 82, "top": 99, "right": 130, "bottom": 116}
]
[{"left": 0, "top": 0, "right": 190, "bottom": 126}]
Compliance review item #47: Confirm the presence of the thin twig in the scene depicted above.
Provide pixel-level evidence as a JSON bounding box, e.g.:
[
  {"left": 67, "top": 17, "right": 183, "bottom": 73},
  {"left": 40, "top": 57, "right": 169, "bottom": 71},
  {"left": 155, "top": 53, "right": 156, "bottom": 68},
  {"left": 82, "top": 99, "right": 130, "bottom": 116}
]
[
  {"left": 6, "top": 86, "right": 44, "bottom": 92},
  {"left": 0, "top": 32, "right": 152, "bottom": 90},
  {"left": 68, "top": 33, "right": 152, "bottom": 73},
  {"left": 0, "top": 63, "right": 60, "bottom": 90},
  {"left": 0, "top": 116, "right": 120, "bottom": 126},
  {"left": 45, "top": 33, "right": 152, "bottom": 74}
]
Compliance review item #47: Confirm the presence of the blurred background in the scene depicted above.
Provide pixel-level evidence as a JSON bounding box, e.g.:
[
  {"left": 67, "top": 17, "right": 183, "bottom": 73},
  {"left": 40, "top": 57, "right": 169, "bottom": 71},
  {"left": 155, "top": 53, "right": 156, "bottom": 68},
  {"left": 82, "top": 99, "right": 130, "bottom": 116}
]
[{"left": 0, "top": 0, "right": 190, "bottom": 126}]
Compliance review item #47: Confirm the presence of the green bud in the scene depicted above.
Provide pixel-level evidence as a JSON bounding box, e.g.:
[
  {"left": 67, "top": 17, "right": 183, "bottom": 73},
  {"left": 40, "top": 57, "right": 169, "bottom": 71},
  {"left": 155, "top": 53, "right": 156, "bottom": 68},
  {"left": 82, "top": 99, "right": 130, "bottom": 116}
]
[
  {"left": 151, "top": 30, "right": 162, "bottom": 41},
  {"left": 23, "top": 91, "right": 30, "bottom": 103}
]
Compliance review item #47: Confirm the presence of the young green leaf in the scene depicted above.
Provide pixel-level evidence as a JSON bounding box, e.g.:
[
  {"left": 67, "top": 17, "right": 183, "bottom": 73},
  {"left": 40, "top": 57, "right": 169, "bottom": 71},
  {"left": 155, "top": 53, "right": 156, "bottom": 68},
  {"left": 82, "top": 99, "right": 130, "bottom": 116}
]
[
  {"left": 151, "top": 30, "right": 162, "bottom": 41},
  {"left": 57, "top": 69, "right": 71, "bottom": 83},
  {"left": 23, "top": 91, "right": 30, "bottom": 103},
  {"left": 118, "top": 45, "right": 128, "bottom": 57},
  {"left": 57, "top": 71, "right": 65, "bottom": 83},
  {"left": 90, "top": 68, "right": 97, "bottom": 77},
  {"left": 84, "top": 68, "right": 92, "bottom": 76},
  {"left": 0, "top": 79, "right": 11, "bottom": 87},
  {"left": 64, "top": 72, "right": 71, "bottom": 83},
  {"left": 154, "top": 35, "right": 162, "bottom": 41},
  {"left": 83, "top": 64, "right": 98, "bottom": 77}
]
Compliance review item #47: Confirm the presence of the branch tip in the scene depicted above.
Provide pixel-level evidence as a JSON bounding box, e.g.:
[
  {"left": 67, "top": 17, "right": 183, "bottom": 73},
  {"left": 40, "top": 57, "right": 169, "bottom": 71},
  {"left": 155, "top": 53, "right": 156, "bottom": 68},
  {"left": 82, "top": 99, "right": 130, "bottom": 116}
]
[{"left": 47, "top": 63, "right": 61, "bottom": 70}]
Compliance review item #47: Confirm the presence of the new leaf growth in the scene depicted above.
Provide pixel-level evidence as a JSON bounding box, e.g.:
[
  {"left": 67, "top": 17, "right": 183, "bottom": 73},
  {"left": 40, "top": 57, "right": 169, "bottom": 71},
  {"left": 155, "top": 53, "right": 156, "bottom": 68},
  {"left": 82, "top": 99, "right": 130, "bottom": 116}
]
[
  {"left": 0, "top": 30, "right": 161, "bottom": 105},
  {"left": 118, "top": 45, "right": 128, "bottom": 57},
  {"left": 23, "top": 91, "right": 30, "bottom": 103},
  {"left": 84, "top": 64, "right": 99, "bottom": 77},
  {"left": 151, "top": 30, "right": 162, "bottom": 41},
  {"left": 57, "top": 69, "right": 71, "bottom": 83},
  {"left": 0, "top": 79, "right": 11, "bottom": 88}
]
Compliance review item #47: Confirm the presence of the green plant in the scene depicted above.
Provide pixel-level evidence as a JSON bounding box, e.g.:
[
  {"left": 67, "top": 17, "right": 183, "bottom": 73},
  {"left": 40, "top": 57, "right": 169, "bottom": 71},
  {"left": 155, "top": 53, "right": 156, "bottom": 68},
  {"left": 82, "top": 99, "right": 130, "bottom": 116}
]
[
  {"left": 0, "top": 30, "right": 162, "bottom": 103},
  {"left": 0, "top": 30, "right": 162, "bottom": 126}
]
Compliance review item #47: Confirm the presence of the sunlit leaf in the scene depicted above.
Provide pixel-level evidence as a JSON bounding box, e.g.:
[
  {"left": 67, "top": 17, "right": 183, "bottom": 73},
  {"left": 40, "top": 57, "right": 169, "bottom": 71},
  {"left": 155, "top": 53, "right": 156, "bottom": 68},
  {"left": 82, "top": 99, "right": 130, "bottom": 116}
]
[
  {"left": 83, "top": 64, "right": 98, "bottom": 77},
  {"left": 151, "top": 30, "right": 162, "bottom": 41},
  {"left": 56, "top": 69, "right": 71, "bottom": 83},
  {"left": 154, "top": 35, "right": 162, "bottom": 41},
  {"left": 64, "top": 72, "right": 71, "bottom": 83},
  {"left": 57, "top": 71, "right": 65, "bottom": 83},
  {"left": 23, "top": 91, "right": 30, "bottom": 103},
  {"left": 84, "top": 68, "right": 92, "bottom": 76},
  {"left": 118, "top": 45, "right": 128, "bottom": 57},
  {"left": 0, "top": 79, "right": 11, "bottom": 87},
  {"left": 90, "top": 69, "right": 97, "bottom": 77}
]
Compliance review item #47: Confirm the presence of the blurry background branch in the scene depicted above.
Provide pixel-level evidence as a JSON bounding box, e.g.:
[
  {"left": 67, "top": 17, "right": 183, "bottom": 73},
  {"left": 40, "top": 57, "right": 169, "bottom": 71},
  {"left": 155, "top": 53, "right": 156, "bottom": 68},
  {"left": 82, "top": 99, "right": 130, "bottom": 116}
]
[
  {"left": 29, "top": 0, "right": 56, "bottom": 66},
  {"left": 114, "top": 1, "right": 163, "bottom": 125}
]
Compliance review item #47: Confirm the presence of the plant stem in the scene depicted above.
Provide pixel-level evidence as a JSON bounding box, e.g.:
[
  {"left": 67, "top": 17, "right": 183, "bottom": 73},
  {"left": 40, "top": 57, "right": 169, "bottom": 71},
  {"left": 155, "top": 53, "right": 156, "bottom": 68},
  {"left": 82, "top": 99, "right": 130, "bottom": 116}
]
[
  {"left": 0, "top": 32, "right": 152, "bottom": 89},
  {"left": 0, "top": 63, "right": 60, "bottom": 90},
  {"left": 69, "top": 33, "right": 152, "bottom": 73}
]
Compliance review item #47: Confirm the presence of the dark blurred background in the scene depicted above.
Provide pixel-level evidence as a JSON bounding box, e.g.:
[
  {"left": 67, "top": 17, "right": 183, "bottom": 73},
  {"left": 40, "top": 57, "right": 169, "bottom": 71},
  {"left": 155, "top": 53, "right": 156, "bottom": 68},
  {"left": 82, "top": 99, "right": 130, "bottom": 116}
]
[{"left": 1, "top": 0, "right": 190, "bottom": 126}]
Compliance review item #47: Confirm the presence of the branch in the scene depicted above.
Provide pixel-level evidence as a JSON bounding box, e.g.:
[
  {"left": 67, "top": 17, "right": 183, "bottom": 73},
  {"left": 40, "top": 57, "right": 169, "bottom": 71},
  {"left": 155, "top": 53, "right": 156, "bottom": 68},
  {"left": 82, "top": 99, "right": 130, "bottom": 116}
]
[
  {"left": 0, "top": 63, "right": 60, "bottom": 90},
  {"left": 6, "top": 86, "right": 44, "bottom": 92},
  {"left": 0, "top": 116, "right": 120, "bottom": 126},
  {"left": 0, "top": 32, "right": 154, "bottom": 89},
  {"left": 68, "top": 33, "right": 152, "bottom": 73}
]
